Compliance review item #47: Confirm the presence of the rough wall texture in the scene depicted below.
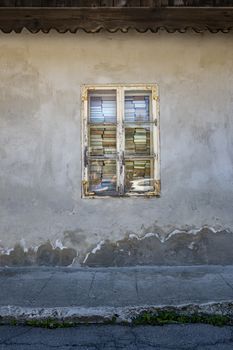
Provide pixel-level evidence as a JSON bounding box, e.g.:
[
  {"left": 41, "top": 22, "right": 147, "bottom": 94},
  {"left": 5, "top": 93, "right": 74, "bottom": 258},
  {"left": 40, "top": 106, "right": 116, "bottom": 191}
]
[{"left": 0, "top": 31, "right": 233, "bottom": 266}]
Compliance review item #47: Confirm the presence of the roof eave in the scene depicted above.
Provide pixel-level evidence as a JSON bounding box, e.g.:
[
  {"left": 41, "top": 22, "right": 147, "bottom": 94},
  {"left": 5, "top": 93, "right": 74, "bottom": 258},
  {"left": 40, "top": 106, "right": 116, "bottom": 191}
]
[{"left": 0, "top": 7, "right": 233, "bottom": 33}]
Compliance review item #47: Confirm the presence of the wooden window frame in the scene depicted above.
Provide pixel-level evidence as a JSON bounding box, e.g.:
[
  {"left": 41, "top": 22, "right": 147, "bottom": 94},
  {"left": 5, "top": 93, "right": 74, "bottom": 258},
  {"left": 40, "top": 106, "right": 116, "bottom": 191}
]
[{"left": 81, "top": 84, "right": 160, "bottom": 198}]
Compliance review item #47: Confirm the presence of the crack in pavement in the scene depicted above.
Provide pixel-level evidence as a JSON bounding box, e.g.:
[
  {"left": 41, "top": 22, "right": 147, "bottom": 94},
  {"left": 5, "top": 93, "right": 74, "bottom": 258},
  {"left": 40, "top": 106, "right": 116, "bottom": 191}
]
[
  {"left": 1, "top": 339, "right": 233, "bottom": 349},
  {"left": 134, "top": 270, "right": 139, "bottom": 301},
  {"left": 219, "top": 273, "right": 233, "bottom": 293},
  {"left": 0, "top": 327, "right": 33, "bottom": 345},
  {"left": 88, "top": 272, "right": 96, "bottom": 299},
  {"left": 29, "top": 270, "right": 56, "bottom": 307}
]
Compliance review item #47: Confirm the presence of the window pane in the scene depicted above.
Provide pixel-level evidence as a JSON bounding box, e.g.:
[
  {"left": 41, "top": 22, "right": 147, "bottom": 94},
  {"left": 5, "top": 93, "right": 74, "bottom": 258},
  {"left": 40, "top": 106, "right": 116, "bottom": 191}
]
[
  {"left": 89, "top": 92, "right": 117, "bottom": 124},
  {"left": 125, "top": 126, "right": 152, "bottom": 155},
  {"left": 125, "top": 93, "right": 150, "bottom": 122},
  {"left": 89, "top": 160, "right": 117, "bottom": 195},
  {"left": 89, "top": 125, "right": 116, "bottom": 156},
  {"left": 125, "top": 160, "right": 154, "bottom": 193}
]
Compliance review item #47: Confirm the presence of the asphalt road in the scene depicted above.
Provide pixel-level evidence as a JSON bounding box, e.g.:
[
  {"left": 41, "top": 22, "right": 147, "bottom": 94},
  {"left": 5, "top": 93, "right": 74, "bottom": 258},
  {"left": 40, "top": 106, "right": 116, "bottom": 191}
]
[{"left": 0, "top": 324, "right": 233, "bottom": 349}]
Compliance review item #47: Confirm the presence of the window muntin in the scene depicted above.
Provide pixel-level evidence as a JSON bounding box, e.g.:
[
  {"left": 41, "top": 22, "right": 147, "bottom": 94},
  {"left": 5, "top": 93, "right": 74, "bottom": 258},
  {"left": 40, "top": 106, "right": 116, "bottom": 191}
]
[{"left": 82, "top": 85, "right": 160, "bottom": 198}]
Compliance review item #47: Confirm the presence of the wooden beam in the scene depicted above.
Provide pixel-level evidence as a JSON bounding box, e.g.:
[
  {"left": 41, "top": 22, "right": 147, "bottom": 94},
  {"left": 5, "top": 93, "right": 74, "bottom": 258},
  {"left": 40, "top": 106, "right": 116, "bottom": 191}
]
[
  {"left": 0, "top": 7, "right": 232, "bottom": 33},
  {"left": 1, "top": 0, "right": 233, "bottom": 6}
]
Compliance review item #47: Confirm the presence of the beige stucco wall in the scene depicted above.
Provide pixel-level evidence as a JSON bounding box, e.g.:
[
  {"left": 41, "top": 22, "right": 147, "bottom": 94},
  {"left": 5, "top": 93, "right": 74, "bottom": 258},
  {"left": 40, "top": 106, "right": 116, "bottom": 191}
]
[{"left": 0, "top": 30, "right": 233, "bottom": 266}]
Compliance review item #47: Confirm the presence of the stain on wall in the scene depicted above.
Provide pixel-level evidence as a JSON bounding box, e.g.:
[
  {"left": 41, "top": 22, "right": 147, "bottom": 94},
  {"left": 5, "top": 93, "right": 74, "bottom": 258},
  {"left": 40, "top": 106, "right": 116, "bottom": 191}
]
[
  {"left": 82, "top": 227, "right": 233, "bottom": 267},
  {"left": 0, "top": 227, "right": 233, "bottom": 266},
  {"left": 0, "top": 242, "right": 76, "bottom": 266}
]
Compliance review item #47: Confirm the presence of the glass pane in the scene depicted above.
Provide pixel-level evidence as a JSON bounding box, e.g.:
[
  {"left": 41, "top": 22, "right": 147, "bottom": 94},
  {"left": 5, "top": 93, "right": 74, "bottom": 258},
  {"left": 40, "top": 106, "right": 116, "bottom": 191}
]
[
  {"left": 89, "top": 125, "right": 116, "bottom": 156},
  {"left": 125, "top": 160, "right": 154, "bottom": 193},
  {"left": 125, "top": 126, "right": 152, "bottom": 155},
  {"left": 89, "top": 92, "right": 116, "bottom": 124},
  {"left": 89, "top": 160, "right": 117, "bottom": 195},
  {"left": 125, "top": 93, "right": 150, "bottom": 122}
]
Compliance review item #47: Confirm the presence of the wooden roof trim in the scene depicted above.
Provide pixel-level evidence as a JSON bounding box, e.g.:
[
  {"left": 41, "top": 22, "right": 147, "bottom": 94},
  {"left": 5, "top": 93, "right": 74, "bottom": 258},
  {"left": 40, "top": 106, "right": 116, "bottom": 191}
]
[
  {"left": 0, "top": 7, "right": 233, "bottom": 33},
  {"left": 1, "top": 0, "right": 233, "bottom": 7}
]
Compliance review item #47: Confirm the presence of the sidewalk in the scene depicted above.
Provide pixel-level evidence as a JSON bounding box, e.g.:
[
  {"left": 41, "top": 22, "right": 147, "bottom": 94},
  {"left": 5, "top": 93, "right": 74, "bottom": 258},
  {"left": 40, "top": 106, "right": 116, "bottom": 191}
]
[{"left": 0, "top": 266, "right": 233, "bottom": 324}]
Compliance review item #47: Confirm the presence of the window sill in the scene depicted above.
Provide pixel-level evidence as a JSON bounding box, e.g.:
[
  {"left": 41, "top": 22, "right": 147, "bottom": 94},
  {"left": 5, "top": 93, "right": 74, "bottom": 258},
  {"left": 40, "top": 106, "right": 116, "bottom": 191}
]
[{"left": 82, "top": 192, "right": 160, "bottom": 199}]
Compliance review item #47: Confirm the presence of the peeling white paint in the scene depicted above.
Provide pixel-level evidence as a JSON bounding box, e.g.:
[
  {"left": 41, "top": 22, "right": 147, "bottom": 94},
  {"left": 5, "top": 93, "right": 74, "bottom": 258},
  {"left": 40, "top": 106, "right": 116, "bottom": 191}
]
[
  {"left": 33, "top": 245, "right": 40, "bottom": 253},
  {"left": 20, "top": 239, "right": 28, "bottom": 253},
  {"left": 82, "top": 240, "right": 105, "bottom": 264},
  {"left": 91, "top": 240, "right": 105, "bottom": 254},
  {"left": 0, "top": 239, "right": 29, "bottom": 255},
  {"left": 0, "top": 247, "right": 14, "bottom": 256},
  {"left": 128, "top": 226, "right": 230, "bottom": 245},
  {"left": 54, "top": 239, "right": 66, "bottom": 250},
  {"left": 68, "top": 256, "right": 78, "bottom": 267},
  {"left": 165, "top": 228, "right": 202, "bottom": 241},
  {"left": 164, "top": 226, "right": 228, "bottom": 242},
  {"left": 83, "top": 253, "right": 90, "bottom": 264},
  {"left": 129, "top": 232, "right": 161, "bottom": 241},
  {"left": 188, "top": 242, "right": 195, "bottom": 250}
]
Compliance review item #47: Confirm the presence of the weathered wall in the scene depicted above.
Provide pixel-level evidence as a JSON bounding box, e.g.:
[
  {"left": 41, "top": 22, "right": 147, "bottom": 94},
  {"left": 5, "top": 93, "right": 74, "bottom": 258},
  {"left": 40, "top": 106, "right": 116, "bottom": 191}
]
[{"left": 0, "top": 30, "right": 233, "bottom": 266}]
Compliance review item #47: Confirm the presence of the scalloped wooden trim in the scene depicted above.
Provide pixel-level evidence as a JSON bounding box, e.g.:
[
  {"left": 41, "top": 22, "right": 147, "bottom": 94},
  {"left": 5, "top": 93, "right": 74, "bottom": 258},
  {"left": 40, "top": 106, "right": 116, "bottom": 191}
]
[{"left": 0, "top": 7, "right": 232, "bottom": 33}]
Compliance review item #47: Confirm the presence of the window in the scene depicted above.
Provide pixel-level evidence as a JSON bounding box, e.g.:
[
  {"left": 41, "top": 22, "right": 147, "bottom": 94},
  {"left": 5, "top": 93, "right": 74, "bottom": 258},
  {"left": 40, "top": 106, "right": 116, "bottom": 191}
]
[{"left": 81, "top": 84, "right": 160, "bottom": 198}]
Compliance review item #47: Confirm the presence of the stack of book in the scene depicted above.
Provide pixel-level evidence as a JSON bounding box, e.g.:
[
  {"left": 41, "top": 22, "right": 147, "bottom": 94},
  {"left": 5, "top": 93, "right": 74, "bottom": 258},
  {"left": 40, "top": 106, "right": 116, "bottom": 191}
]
[
  {"left": 125, "top": 160, "right": 153, "bottom": 192},
  {"left": 125, "top": 95, "right": 149, "bottom": 122},
  {"left": 90, "top": 126, "right": 116, "bottom": 156},
  {"left": 134, "top": 160, "right": 149, "bottom": 177},
  {"left": 90, "top": 97, "right": 104, "bottom": 123},
  {"left": 102, "top": 161, "right": 116, "bottom": 188},
  {"left": 125, "top": 160, "right": 134, "bottom": 177},
  {"left": 90, "top": 132, "right": 103, "bottom": 156},
  {"left": 125, "top": 129, "right": 135, "bottom": 153},
  {"left": 134, "top": 128, "right": 147, "bottom": 153},
  {"left": 89, "top": 160, "right": 116, "bottom": 192},
  {"left": 102, "top": 96, "right": 116, "bottom": 123},
  {"left": 90, "top": 96, "right": 116, "bottom": 123},
  {"left": 125, "top": 127, "right": 150, "bottom": 154},
  {"left": 102, "top": 127, "right": 116, "bottom": 154},
  {"left": 126, "top": 160, "right": 151, "bottom": 180},
  {"left": 90, "top": 161, "right": 103, "bottom": 182}
]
